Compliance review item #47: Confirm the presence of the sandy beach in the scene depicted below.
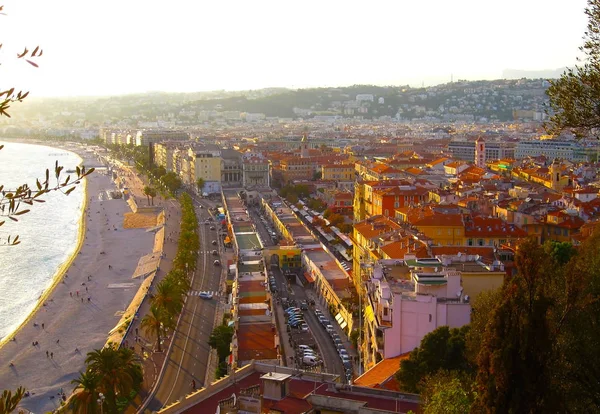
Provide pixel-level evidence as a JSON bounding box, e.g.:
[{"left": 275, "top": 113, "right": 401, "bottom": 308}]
[{"left": 0, "top": 148, "right": 156, "bottom": 413}]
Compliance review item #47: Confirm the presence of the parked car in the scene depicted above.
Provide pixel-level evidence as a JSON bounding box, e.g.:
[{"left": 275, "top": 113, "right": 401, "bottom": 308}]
[
  {"left": 298, "top": 345, "right": 312, "bottom": 352},
  {"left": 325, "top": 325, "right": 334, "bottom": 334},
  {"left": 300, "top": 301, "right": 308, "bottom": 310},
  {"left": 300, "top": 323, "right": 309, "bottom": 332},
  {"left": 302, "top": 355, "right": 319, "bottom": 366}
]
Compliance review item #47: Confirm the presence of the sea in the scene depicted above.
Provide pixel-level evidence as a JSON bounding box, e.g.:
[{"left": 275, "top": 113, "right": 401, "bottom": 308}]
[{"left": 0, "top": 141, "right": 84, "bottom": 340}]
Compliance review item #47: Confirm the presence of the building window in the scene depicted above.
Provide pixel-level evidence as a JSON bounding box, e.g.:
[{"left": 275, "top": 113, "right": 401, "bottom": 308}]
[
  {"left": 383, "top": 307, "right": 388, "bottom": 316},
  {"left": 478, "top": 239, "right": 484, "bottom": 246},
  {"left": 468, "top": 239, "right": 473, "bottom": 246}
]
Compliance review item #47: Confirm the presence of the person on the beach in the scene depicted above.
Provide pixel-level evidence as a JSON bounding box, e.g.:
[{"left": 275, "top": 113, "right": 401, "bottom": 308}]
[
  {"left": 50, "top": 352, "right": 53, "bottom": 359},
  {"left": 46, "top": 351, "right": 49, "bottom": 357},
  {"left": 42, "top": 323, "right": 44, "bottom": 329},
  {"left": 56, "top": 339, "right": 60, "bottom": 344}
]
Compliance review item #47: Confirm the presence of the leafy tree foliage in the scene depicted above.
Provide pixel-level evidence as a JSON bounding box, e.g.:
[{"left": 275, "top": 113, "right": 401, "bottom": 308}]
[
  {"left": 396, "top": 326, "right": 473, "bottom": 393},
  {"left": 196, "top": 177, "right": 205, "bottom": 193},
  {"left": 83, "top": 345, "right": 142, "bottom": 413},
  {"left": 420, "top": 370, "right": 476, "bottom": 414},
  {"left": 141, "top": 305, "right": 170, "bottom": 353},
  {"left": 473, "top": 237, "right": 558, "bottom": 413},
  {"left": 70, "top": 370, "right": 101, "bottom": 414},
  {"left": 208, "top": 324, "right": 234, "bottom": 363},
  {"left": 0, "top": 387, "right": 25, "bottom": 414},
  {"left": 546, "top": 0, "right": 600, "bottom": 137},
  {"left": 160, "top": 171, "right": 182, "bottom": 194}
]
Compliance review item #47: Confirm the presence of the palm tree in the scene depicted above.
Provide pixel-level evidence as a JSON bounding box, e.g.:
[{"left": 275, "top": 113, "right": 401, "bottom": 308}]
[
  {"left": 71, "top": 370, "right": 101, "bottom": 414},
  {"left": 151, "top": 278, "right": 184, "bottom": 318},
  {"left": 0, "top": 387, "right": 25, "bottom": 414},
  {"left": 85, "top": 345, "right": 141, "bottom": 413},
  {"left": 141, "top": 305, "right": 168, "bottom": 353}
]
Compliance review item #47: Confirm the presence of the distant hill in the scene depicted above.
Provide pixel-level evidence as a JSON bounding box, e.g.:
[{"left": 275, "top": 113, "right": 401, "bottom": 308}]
[{"left": 502, "top": 68, "right": 567, "bottom": 79}]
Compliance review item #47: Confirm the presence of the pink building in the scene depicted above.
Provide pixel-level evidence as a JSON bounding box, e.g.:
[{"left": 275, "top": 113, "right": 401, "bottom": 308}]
[{"left": 362, "top": 257, "right": 471, "bottom": 371}]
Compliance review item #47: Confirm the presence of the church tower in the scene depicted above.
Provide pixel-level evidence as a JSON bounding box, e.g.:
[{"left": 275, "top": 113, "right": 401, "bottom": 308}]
[
  {"left": 550, "top": 159, "right": 561, "bottom": 190},
  {"left": 300, "top": 134, "right": 309, "bottom": 159},
  {"left": 475, "top": 137, "right": 486, "bottom": 168}
]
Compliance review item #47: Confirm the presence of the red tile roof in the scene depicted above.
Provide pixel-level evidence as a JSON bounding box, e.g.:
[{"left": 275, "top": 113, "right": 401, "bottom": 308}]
[{"left": 354, "top": 354, "right": 409, "bottom": 390}]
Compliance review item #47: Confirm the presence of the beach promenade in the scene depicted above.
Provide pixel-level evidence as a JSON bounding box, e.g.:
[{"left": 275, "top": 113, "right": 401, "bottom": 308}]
[{"left": 0, "top": 150, "right": 156, "bottom": 413}]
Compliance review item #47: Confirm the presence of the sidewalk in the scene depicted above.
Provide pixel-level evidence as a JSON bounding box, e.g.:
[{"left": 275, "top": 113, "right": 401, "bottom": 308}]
[{"left": 119, "top": 171, "right": 183, "bottom": 409}]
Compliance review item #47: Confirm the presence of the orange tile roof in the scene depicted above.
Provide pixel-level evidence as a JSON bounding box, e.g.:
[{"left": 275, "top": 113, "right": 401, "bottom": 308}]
[
  {"left": 353, "top": 354, "right": 409, "bottom": 390},
  {"left": 354, "top": 216, "right": 402, "bottom": 239},
  {"left": 412, "top": 213, "right": 464, "bottom": 227},
  {"left": 380, "top": 239, "right": 429, "bottom": 259}
]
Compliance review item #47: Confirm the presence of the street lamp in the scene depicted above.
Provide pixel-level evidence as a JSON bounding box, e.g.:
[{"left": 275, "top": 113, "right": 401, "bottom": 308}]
[{"left": 97, "top": 392, "right": 105, "bottom": 414}]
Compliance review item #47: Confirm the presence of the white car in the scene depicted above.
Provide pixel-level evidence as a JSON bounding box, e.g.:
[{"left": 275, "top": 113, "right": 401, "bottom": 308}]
[
  {"left": 199, "top": 291, "right": 213, "bottom": 300},
  {"left": 300, "top": 323, "right": 309, "bottom": 332}
]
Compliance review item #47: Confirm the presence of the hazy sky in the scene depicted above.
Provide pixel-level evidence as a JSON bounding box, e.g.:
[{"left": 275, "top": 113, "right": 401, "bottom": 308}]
[{"left": 0, "top": 0, "right": 590, "bottom": 97}]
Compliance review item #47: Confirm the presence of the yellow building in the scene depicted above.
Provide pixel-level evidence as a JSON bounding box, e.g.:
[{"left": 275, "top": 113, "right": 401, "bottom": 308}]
[
  {"left": 189, "top": 149, "right": 222, "bottom": 185},
  {"left": 322, "top": 163, "right": 354, "bottom": 181},
  {"left": 401, "top": 212, "right": 466, "bottom": 246}
]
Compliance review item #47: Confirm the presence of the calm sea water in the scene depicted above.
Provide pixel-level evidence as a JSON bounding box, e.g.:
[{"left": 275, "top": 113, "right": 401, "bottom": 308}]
[{"left": 0, "top": 141, "right": 84, "bottom": 340}]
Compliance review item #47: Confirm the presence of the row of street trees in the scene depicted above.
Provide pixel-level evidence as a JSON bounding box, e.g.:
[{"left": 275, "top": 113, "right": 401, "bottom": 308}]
[{"left": 141, "top": 193, "right": 199, "bottom": 352}]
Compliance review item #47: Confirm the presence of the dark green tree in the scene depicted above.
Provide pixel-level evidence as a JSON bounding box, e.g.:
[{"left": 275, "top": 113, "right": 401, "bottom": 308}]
[
  {"left": 546, "top": 0, "right": 600, "bottom": 138},
  {"left": 196, "top": 177, "right": 205, "bottom": 193},
  {"left": 420, "top": 370, "right": 475, "bottom": 414},
  {"left": 84, "top": 345, "right": 142, "bottom": 413},
  {"left": 473, "top": 237, "right": 560, "bottom": 413},
  {"left": 208, "top": 324, "right": 234, "bottom": 362},
  {"left": 396, "top": 325, "right": 472, "bottom": 393},
  {"left": 70, "top": 370, "right": 101, "bottom": 414}
]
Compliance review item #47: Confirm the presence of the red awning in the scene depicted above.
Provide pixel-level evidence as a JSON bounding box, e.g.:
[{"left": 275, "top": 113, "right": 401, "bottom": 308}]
[{"left": 304, "top": 272, "right": 316, "bottom": 283}]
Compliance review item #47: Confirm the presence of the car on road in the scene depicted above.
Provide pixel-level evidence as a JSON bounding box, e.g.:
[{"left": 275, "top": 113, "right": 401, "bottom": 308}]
[
  {"left": 204, "top": 220, "right": 210, "bottom": 224},
  {"left": 199, "top": 291, "right": 213, "bottom": 299},
  {"left": 213, "top": 260, "right": 221, "bottom": 266},
  {"left": 300, "top": 300, "right": 308, "bottom": 310},
  {"left": 212, "top": 250, "right": 218, "bottom": 256},
  {"left": 211, "top": 240, "right": 217, "bottom": 245},
  {"left": 210, "top": 226, "right": 216, "bottom": 230}
]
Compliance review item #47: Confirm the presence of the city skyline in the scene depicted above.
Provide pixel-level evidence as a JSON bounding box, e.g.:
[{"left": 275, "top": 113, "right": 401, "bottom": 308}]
[{"left": 0, "top": 0, "right": 590, "bottom": 97}]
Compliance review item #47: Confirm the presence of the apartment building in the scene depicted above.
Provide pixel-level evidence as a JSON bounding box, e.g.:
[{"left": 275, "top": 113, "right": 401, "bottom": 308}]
[
  {"left": 135, "top": 129, "right": 189, "bottom": 147},
  {"left": 362, "top": 259, "right": 470, "bottom": 371},
  {"left": 448, "top": 140, "right": 515, "bottom": 161},
  {"left": 242, "top": 153, "right": 270, "bottom": 188},
  {"left": 322, "top": 163, "right": 355, "bottom": 181}
]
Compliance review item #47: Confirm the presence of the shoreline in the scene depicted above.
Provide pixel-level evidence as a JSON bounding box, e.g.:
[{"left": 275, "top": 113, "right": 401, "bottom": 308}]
[
  {"left": 0, "top": 140, "right": 157, "bottom": 413},
  {"left": 0, "top": 143, "right": 87, "bottom": 350}
]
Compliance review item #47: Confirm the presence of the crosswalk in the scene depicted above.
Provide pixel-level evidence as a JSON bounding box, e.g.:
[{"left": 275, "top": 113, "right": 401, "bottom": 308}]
[{"left": 188, "top": 290, "right": 219, "bottom": 297}]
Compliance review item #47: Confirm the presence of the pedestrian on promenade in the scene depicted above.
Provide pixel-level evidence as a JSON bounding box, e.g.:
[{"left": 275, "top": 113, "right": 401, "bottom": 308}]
[
  {"left": 76, "top": 291, "right": 79, "bottom": 297},
  {"left": 46, "top": 351, "right": 49, "bottom": 357},
  {"left": 56, "top": 339, "right": 60, "bottom": 344},
  {"left": 42, "top": 323, "right": 44, "bottom": 329},
  {"left": 50, "top": 352, "right": 53, "bottom": 359},
  {"left": 81, "top": 297, "right": 84, "bottom": 303},
  {"left": 70, "top": 292, "right": 72, "bottom": 297}
]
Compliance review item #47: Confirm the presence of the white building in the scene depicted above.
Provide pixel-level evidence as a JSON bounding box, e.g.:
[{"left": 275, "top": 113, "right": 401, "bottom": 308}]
[{"left": 361, "top": 257, "right": 471, "bottom": 371}]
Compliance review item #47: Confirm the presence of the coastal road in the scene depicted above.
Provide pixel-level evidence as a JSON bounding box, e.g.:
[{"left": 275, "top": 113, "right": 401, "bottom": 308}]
[{"left": 144, "top": 199, "right": 223, "bottom": 412}]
